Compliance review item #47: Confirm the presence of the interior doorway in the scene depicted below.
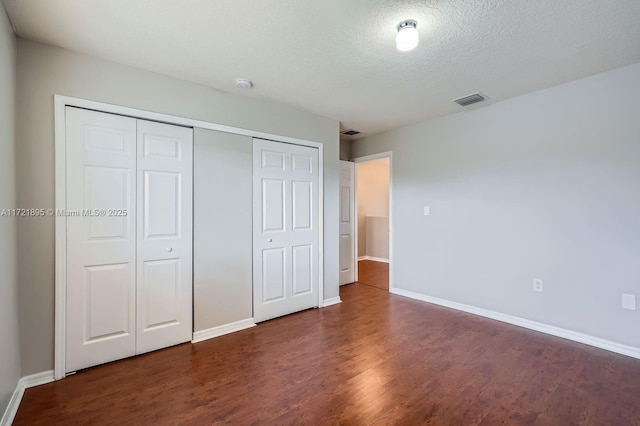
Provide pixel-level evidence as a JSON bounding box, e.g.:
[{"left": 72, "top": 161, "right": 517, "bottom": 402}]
[{"left": 354, "top": 153, "right": 391, "bottom": 291}]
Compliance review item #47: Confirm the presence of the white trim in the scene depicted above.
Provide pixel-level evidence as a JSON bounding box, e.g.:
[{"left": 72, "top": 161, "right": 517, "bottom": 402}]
[
  {"left": 352, "top": 151, "right": 393, "bottom": 291},
  {"left": 54, "top": 96, "right": 67, "bottom": 380},
  {"left": 318, "top": 143, "right": 324, "bottom": 309},
  {"left": 54, "top": 95, "right": 324, "bottom": 148},
  {"left": 19, "top": 371, "right": 54, "bottom": 388},
  {"left": 321, "top": 297, "right": 342, "bottom": 307},
  {"left": 392, "top": 288, "right": 640, "bottom": 360},
  {"left": 54, "top": 95, "right": 326, "bottom": 380},
  {"left": 1, "top": 371, "right": 54, "bottom": 426},
  {"left": 192, "top": 319, "right": 256, "bottom": 343},
  {"left": 357, "top": 256, "right": 389, "bottom": 263},
  {"left": 0, "top": 385, "right": 21, "bottom": 426}
]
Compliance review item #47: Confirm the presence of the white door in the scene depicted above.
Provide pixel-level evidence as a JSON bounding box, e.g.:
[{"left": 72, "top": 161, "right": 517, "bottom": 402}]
[
  {"left": 339, "top": 160, "right": 355, "bottom": 285},
  {"left": 66, "top": 107, "right": 193, "bottom": 372},
  {"left": 253, "top": 138, "right": 319, "bottom": 322},
  {"left": 136, "top": 120, "right": 193, "bottom": 354},
  {"left": 66, "top": 107, "right": 137, "bottom": 372}
]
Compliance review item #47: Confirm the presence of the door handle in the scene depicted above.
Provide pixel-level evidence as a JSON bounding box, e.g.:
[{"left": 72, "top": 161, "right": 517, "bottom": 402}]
[
  {"left": 166, "top": 247, "right": 173, "bottom": 252},
  {"left": 267, "top": 238, "right": 273, "bottom": 243}
]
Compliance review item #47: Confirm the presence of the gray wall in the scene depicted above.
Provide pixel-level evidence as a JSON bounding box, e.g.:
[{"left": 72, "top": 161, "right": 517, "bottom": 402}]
[
  {"left": 194, "top": 129, "right": 252, "bottom": 330},
  {"left": 339, "top": 139, "right": 351, "bottom": 161},
  {"left": 15, "top": 38, "right": 340, "bottom": 375},
  {"left": 365, "top": 217, "right": 389, "bottom": 261},
  {"left": 0, "top": 5, "right": 21, "bottom": 414},
  {"left": 352, "top": 63, "right": 640, "bottom": 349}
]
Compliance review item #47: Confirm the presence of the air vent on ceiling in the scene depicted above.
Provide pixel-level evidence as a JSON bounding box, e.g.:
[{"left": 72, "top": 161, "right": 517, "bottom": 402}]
[
  {"left": 341, "top": 130, "right": 361, "bottom": 136},
  {"left": 453, "top": 93, "right": 486, "bottom": 107}
]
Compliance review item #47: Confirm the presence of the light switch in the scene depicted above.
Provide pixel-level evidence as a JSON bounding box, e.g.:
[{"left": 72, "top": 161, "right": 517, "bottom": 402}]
[
  {"left": 423, "top": 206, "right": 430, "bottom": 216},
  {"left": 622, "top": 294, "right": 636, "bottom": 311},
  {"left": 532, "top": 279, "right": 543, "bottom": 292}
]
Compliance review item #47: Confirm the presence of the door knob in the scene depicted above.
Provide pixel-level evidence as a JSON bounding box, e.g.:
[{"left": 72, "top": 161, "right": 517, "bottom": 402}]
[
  {"left": 166, "top": 247, "right": 173, "bottom": 252},
  {"left": 267, "top": 238, "right": 273, "bottom": 243}
]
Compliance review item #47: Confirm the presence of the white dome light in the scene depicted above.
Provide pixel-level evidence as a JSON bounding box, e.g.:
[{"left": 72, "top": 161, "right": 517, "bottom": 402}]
[{"left": 396, "top": 20, "right": 419, "bottom": 51}]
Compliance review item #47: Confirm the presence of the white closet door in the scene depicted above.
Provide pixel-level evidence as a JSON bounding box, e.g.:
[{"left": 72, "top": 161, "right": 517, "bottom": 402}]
[
  {"left": 253, "top": 138, "right": 319, "bottom": 322},
  {"left": 339, "top": 160, "right": 355, "bottom": 285},
  {"left": 136, "top": 120, "right": 193, "bottom": 354},
  {"left": 66, "top": 107, "right": 137, "bottom": 372}
]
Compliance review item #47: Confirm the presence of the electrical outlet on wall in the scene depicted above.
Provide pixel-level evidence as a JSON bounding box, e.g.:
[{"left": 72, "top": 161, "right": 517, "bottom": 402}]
[
  {"left": 533, "top": 279, "right": 543, "bottom": 292},
  {"left": 423, "top": 206, "right": 430, "bottom": 216}
]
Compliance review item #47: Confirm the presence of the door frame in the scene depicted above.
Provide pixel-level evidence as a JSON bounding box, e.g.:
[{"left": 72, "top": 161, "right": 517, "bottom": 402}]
[
  {"left": 54, "top": 95, "right": 325, "bottom": 380},
  {"left": 352, "top": 152, "right": 393, "bottom": 290}
]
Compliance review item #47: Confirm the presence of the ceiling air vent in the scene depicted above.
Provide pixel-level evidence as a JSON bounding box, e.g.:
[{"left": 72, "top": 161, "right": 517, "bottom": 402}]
[
  {"left": 453, "top": 93, "right": 486, "bottom": 107},
  {"left": 341, "top": 130, "right": 361, "bottom": 136}
]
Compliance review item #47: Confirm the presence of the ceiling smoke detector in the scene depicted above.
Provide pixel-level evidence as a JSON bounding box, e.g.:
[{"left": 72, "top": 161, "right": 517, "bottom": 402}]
[
  {"left": 341, "top": 130, "right": 361, "bottom": 136},
  {"left": 453, "top": 93, "right": 486, "bottom": 107},
  {"left": 235, "top": 78, "right": 253, "bottom": 89}
]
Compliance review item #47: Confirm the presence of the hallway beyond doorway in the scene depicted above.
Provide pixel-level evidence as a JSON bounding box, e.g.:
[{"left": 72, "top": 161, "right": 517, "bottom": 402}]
[{"left": 357, "top": 260, "right": 388, "bottom": 291}]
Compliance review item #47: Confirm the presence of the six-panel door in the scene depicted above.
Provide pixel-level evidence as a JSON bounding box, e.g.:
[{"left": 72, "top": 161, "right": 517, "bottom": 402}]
[
  {"left": 66, "top": 109, "right": 320, "bottom": 372},
  {"left": 65, "top": 107, "right": 193, "bottom": 372},
  {"left": 253, "top": 138, "right": 320, "bottom": 322}
]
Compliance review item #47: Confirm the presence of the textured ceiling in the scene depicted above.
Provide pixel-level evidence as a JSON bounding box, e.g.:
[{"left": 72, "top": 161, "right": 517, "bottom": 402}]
[{"left": 4, "top": 0, "right": 640, "bottom": 139}]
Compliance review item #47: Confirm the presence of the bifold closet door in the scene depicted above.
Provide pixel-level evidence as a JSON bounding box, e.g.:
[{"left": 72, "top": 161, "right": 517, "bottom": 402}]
[
  {"left": 66, "top": 108, "right": 137, "bottom": 372},
  {"left": 136, "top": 120, "right": 193, "bottom": 354},
  {"left": 65, "top": 107, "right": 193, "bottom": 373},
  {"left": 253, "top": 138, "right": 319, "bottom": 322}
]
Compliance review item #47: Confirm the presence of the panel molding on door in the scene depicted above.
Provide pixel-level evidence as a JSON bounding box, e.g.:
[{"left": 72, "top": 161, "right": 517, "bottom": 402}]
[
  {"left": 65, "top": 107, "right": 137, "bottom": 373},
  {"left": 253, "top": 138, "right": 319, "bottom": 322},
  {"left": 339, "top": 160, "right": 355, "bottom": 285},
  {"left": 66, "top": 107, "right": 193, "bottom": 372},
  {"left": 136, "top": 119, "right": 193, "bottom": 354}
]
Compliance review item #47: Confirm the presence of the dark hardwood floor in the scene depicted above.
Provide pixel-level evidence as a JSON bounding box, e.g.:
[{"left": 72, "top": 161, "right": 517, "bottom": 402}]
[
  {"left": 14, "top": 284, "right": 640, "bottom": 425},
  {"left": 357, "top": 260, "right": 389, "bottom": 291}
]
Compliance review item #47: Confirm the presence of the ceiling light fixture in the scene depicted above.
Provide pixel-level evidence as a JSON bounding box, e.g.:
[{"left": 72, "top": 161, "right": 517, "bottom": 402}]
[{"left": 396, "top": 20, "right": 419, "bottom": 51}]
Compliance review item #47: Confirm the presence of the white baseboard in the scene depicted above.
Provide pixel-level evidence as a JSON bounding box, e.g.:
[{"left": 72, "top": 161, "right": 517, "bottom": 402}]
[
  {"left": 192, "top": 318, "right": 256, "bottom": 343},
  {"left": 1, "top": 370, "right": 54, "bottom": 426},
  {"left": 321, "top": 297, "right": 342, "bottom": 307},
  {"left": 357, "top": 256, "right": 389, "bottom": 263},
  {"left": 1, "top": 384, "right": 22, "bottom": 426},
  {"left": 391, "top": 288, "right": 640, "bottom": 360},
  {"left": 19, "top": 371, "right": 54, "bottom": 388}
]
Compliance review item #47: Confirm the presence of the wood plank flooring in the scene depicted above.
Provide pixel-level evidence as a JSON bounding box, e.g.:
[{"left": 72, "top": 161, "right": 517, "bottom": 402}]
[
  {"left": 14, "top": 284, "right": 640, "bottom": 425},
  {"left": 357, "top": 260, "right": 389, "bottom": 291}
]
